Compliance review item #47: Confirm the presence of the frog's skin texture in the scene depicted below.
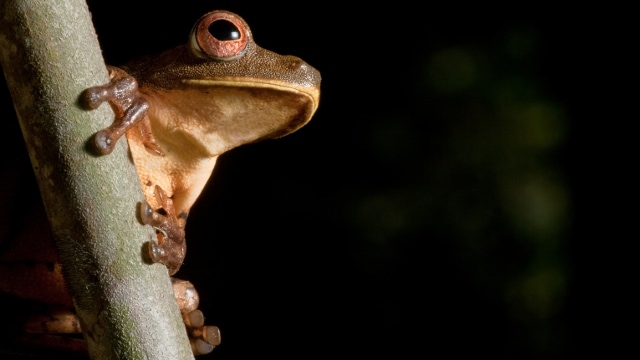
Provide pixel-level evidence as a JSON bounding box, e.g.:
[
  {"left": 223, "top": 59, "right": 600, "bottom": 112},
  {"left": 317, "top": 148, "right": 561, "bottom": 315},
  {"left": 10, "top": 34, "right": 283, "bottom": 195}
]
[
  {"left": 0, "top": 9, "right": 320, "bottom": 356},
  {"left": 85, "top": 10, "right": 320, "bottom": 276}
]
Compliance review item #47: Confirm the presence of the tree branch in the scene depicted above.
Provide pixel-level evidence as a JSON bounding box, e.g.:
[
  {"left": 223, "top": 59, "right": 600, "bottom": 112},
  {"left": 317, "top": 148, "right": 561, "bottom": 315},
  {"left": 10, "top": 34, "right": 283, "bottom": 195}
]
[{"left": 0, "top": 1, "right": 193, "bottom": 358}]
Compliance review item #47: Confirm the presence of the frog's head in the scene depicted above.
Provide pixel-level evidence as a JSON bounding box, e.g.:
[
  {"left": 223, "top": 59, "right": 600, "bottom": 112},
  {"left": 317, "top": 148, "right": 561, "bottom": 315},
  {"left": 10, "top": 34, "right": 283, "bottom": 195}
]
[{"left": 130, "top": 10, "right": 321, "bottom": 157}]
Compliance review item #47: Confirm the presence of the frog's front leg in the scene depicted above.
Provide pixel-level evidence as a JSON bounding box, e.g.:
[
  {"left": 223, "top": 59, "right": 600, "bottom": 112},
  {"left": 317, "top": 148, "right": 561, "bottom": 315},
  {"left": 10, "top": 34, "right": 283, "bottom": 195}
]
[
  {"left": 83, "top": 67, "right": 187, "bottom": 274},
  {"left": 141, "top": 185, "right": 187, "bottom": 275},
  {"left": 82, "top": 66, "right": 163, "bottom": 156}
]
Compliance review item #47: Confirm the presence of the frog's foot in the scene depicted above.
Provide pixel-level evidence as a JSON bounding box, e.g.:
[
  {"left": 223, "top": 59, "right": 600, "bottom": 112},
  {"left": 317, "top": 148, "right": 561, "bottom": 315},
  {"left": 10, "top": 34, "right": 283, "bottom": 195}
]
[
  {"left": 82, "top": 66, "right": 163, "bottom": 156},
  {"left": 141, "top": 185, "right": 186, "bottom": 275},
  {"left": 12, "top": 281, "right": 219, "bottom": 356},
  {"left": 172, "top": 278, "right": 221, "bottom": 355}
]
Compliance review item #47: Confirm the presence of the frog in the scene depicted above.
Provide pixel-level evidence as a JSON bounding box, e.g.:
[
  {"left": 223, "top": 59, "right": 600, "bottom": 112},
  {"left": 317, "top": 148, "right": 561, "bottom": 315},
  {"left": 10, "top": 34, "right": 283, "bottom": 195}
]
[{"left": 0, "top": 9, "right": 320, "bottom": 356}]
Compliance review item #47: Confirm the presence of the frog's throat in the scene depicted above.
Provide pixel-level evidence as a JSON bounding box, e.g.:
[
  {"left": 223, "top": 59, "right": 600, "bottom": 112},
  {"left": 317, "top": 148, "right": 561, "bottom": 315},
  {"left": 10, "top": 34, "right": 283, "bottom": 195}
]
[{"left": 182, "top": 79, "right": 319, "bottom": 113}]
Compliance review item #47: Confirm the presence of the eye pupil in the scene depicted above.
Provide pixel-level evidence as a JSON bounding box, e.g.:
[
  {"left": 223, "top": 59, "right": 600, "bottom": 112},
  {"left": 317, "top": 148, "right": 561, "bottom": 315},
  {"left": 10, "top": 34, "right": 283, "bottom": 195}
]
[{"left": 208, "top": 20, "right": 241, "bottom": 41}]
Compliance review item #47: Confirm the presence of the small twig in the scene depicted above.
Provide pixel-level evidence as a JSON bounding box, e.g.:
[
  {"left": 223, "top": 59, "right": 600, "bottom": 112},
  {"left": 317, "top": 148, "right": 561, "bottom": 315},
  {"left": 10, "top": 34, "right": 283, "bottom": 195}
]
[{"left": 0, "top": 1, "right": 193, "bottom": 358}]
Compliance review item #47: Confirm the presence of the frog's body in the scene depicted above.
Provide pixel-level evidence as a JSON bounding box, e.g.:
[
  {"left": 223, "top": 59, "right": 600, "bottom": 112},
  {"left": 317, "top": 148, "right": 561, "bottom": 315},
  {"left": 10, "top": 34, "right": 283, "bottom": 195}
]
[
  {"left": 0, "top": 10, "right": 320, "bottom": 356},
  {"left": 124, "top": 20, "right": 320, "bottom": 220}
]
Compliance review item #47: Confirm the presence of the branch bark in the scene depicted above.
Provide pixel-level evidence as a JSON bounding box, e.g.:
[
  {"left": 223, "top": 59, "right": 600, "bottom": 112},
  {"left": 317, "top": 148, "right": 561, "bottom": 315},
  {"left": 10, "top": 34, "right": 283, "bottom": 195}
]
[{"left": 0, "top": 1, "right": 193, "bottom": 358}]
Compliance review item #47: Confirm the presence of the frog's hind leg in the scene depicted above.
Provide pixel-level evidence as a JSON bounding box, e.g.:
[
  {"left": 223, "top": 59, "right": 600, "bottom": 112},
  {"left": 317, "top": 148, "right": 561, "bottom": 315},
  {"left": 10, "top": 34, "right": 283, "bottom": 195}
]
[
  {"left": 141, "top": 185, "right": 187, "bottom": 276},
  {"left": 172, "top": 278, "right": 221, "bottom": 355},
  {"left": 1, "top": 280, "right": 220, "bottom": 356},
  {"left": 22, "top": 304, "right": 82, "bottom": 334},
  {"left": 0, "top": 296, "right": 88, "bottom": 357},
  {"left": 20, "top": 280, "right": 222, "bottom": 356}
]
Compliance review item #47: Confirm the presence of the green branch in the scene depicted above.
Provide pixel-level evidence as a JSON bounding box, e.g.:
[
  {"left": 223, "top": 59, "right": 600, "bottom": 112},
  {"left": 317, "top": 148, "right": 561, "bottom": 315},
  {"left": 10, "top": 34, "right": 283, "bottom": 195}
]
[{"left": 0, "top": 1, "right": 193, "bottom": 358}]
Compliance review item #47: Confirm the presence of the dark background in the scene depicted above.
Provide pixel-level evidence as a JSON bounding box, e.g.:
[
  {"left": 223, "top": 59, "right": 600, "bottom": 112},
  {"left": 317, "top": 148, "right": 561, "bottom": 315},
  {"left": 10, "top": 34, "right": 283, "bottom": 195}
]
[{"left": 1, "top": 1, "right": 623, "bottom": 359}]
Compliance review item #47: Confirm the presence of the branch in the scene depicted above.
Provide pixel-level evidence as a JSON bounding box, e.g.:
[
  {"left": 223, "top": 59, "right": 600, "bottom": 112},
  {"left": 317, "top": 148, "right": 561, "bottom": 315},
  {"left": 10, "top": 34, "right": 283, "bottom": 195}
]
[{"left": 0, "top": 1, "right": 193, "bottom": 358}]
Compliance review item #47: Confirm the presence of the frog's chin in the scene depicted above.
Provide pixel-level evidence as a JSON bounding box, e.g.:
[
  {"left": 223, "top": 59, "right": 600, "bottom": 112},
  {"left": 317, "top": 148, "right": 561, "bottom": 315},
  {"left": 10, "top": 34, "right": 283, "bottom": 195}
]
[
  {"left": 183, "top": 78, "right": 319, "bottom": 114},
  {"left": 143, "top": 85, "right": 316, "bottom": 158}
]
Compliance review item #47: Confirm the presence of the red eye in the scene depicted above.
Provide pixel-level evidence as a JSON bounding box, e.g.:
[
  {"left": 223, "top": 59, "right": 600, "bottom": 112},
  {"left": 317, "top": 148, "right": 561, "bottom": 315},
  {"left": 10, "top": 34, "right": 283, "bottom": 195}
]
[{"left": 191, "top": 11, "right": 251, "bottom": 60}]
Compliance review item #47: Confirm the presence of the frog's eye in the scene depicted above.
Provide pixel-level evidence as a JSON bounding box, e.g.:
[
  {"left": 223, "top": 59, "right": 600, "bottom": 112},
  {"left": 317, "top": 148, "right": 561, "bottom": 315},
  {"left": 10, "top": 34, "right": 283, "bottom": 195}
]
[{"left": 190, "top": 11, "right": 251, "bottom": 61}]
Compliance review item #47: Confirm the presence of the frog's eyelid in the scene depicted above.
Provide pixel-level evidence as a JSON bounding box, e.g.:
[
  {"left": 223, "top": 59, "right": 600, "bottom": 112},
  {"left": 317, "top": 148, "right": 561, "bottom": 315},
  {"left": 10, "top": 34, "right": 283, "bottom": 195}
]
[{"left": 189, "top": 10, "right": 250, "bottom": 61}]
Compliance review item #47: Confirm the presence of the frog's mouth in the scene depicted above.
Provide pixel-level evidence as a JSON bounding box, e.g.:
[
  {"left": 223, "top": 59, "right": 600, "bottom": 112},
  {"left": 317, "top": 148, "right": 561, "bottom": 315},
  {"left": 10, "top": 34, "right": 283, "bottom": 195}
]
[{"left": 182, "top": 78, "right": 320, "bottom": 114}]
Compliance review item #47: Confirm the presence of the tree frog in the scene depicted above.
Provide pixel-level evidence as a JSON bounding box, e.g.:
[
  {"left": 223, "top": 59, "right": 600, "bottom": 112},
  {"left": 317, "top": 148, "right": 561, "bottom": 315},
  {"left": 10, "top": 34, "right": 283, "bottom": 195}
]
[{"left": 0, "top": 9, "right": 320, "bottom": 356}]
